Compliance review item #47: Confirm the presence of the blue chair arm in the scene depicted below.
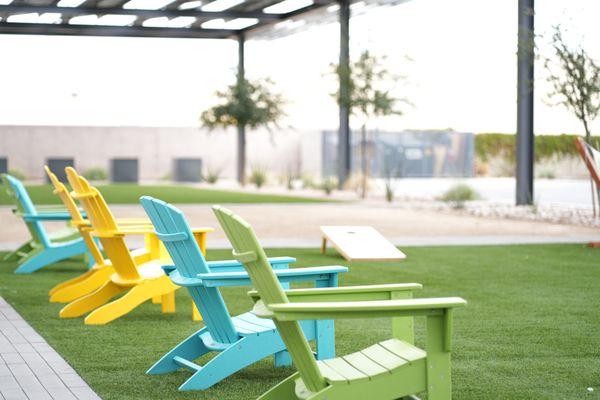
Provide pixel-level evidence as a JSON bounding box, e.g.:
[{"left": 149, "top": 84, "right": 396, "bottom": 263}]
[
  {"left": 22, "top": 212, "right": 73, "bottom": 221},
  {"left": 206, "top": 256, "right": 296, "bottom": 272},
  {"left": 196, "top": 266, "right": 348, "bottom": 288}
]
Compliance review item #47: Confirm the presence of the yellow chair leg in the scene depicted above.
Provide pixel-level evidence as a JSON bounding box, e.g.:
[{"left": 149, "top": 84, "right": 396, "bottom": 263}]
[
  {"left": 161, "top": 292, "right": 175, "bottom": 314},
  {"left": 84, "top": 277, "right": 177, "bottom": 325},
  {"left": 50, "top": 266, "right": 115, "bottom": 303},
  {"left": 192, "top": 302, "right": 202, "bottom": 322},
  {"left": 49, "top": 267, "right": 97, "bottom": 297},
  {"left": 59, "top": 281, "right": 125, "bottom": 318}
]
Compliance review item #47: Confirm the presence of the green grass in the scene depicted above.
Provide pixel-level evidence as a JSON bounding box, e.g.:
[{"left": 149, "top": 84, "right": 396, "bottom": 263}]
[
  {"left": 1, "top": 244, "right": 599, "bottom": 399},
  {"left": 0, "top": 184, "right": 329, "bottom": 205}
]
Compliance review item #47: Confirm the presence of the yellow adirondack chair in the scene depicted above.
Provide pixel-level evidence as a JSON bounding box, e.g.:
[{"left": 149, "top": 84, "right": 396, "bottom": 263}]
[
  {"left": 45, "top": 166, "right": 157, "bottom": 303},
  {"left": 59, "top": 167, "right": 212, "bottom": 325}
]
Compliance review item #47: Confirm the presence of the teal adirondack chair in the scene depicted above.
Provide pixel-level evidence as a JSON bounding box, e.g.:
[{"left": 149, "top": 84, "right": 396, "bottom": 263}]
[
  {"left": 2, "top": 174, "right": 90, "bottom": 274},
  {"left": 213, "top": 205, "right": 467, "bottom": 400},
  {"left": 140, "top": 196, "right": 348, "bottom": 391}
]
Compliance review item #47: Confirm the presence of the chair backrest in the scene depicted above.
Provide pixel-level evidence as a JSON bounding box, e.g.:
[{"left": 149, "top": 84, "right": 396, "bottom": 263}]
[
  {"left": 2, "top": 174, "right": 49, "bottom": 247},
  {"left": 140, "top": 196, "right": 238, "bottom": 343},
  {"left": 66, "top": 167, "right": 140, "bottom": 281},
  {"left": 212, "top": 205, "right": 326, "bottom": 393},
  {"left": 574, "top": 137, "right": 600, "bottom": 187},
  {"left": 45, "top": 166, "right": 105, "bottom": 265}
]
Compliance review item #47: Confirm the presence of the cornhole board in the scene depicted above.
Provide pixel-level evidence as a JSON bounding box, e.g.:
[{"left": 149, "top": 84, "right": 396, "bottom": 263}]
[{"left": 320, "top": 226, "right": 406, "bottom": 262}]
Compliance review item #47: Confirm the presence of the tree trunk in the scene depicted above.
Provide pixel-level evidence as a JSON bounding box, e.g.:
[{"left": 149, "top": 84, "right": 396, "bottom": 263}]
[
  {"left": 360, "top": 123, "right": 368, "bottom": 199},
  {"left": 237, "top": 124, "right": 246, "bottom": 186}
]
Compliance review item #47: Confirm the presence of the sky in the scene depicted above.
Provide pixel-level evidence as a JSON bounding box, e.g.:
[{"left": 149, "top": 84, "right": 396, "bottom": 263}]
[{"left": 0, "top": 0, "right": 598, "bottom": 134}]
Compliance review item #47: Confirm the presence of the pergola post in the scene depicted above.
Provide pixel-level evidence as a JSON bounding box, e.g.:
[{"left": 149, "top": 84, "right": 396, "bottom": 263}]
[
  {"left": 337, "top": 0, "right": 351, "bottom": 189},
  {"left": 516, "top": 0, "right": 534, "bottom": 205},
  {"left": 237, "top": 32, "right": 246, "bottom": 185}
]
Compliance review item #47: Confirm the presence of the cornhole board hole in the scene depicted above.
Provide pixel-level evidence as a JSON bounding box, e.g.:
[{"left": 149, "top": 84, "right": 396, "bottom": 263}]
[{"left": 320, "top": 226, "right": 406, "bottom": 262}]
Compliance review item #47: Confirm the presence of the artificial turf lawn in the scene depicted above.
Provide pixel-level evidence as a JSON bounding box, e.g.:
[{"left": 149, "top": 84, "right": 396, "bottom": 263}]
[
  {"left": 0, "top": 244, "right": 599, "bottom": 400},
  {"left": 0, "top": 184, "right": 329, "bottom": 205}
]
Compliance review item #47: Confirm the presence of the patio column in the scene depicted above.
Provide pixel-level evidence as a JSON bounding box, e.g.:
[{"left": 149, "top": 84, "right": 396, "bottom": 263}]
[
  {"left": 338, "top": 0, "right": 351, "bottom": 188},
  {"left": 237, "top": 33, "right": 246, "bottom": 185},
  {"left": 516, "top": 0, "right": 534, "bottom": 205}
]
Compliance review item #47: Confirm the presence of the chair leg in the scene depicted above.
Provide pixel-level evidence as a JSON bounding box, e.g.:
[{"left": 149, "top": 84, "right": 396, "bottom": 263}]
[
  {"left": 257, "top": 372, "right": 301, "bottom": 400},
  {"left": 49, "top": 266, "right": 114, "bottom": 303},
  {"left": 15, "top": 240, "right": 88, "bottom": 274},
  {"left": 161, "top": 292, "right": 175, "bottom": 314},
  {"left": 59, "top": 281, "right": 126, "bottom": 318},
  {"left": 84, "top": 277, "right": 177, "bottom": 325},
  {"left": 179, "top": 332, "right": 284, "bottom": 391},
  {"left": 147, "top": 326, "right": 211, "bottom": 375},
  {"left": 3, "top": 240, "right": 34, "bottom": 262}
]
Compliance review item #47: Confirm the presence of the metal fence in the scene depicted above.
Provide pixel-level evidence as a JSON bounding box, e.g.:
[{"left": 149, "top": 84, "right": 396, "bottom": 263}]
[{"left": 322, "top": 130, "right": 475, "bottom": 178}]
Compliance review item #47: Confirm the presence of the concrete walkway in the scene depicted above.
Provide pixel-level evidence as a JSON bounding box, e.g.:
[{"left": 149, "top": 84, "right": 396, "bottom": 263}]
[
  {"left": 1, "top": 203, "right": 599, "bottom": 251},
  {"left": 0, "top": 297, "right": 100, "bottom": 400}
]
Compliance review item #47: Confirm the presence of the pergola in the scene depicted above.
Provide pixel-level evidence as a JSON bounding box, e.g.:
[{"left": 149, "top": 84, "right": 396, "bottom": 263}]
[{"left": 0, "top": 0, "right": 536, "bottom": 204}]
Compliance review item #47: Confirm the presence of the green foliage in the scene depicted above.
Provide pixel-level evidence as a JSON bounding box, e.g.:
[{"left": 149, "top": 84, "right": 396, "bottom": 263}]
[
  {"left": 441, "top": 184, "right": 480, "bottom": 209},
  {"left": 320, "top": 177, "right": 337, "bottom": 195},
  {"left": 475, "top": 133, "right": 600, "bottom": 162},
  {"left": 249, "top": 167, "right": 267, "bottom": 189},
  {"left": 82, "top": 167, "right": 107, "bottom": 181},
  {"left": 1, "top": 244, "right": 599, "bottom": 399},
  {"left": 333, "top": 50, "right": 407, "bottom": 120},
  {"left": 385, "top": 180, "right": 394, "bottom": 202},
  {"left": 200, "top": 77, "right": 286, "bottom": 130},
  {"left": 7, "top": 169, "right": 26, "bottom": 181},
  {"left": 545, "top": 25, "right": 600, "bottom": 140}
]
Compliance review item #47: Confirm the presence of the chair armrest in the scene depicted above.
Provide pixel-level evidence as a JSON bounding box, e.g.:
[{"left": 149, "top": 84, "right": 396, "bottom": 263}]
[
  {"left": 248, "top": 283, "right": 423, "bottom": 303},
  {"left": 196, "top": 266, "right": 347, "bottom": 288},
  {"left": 167, "top": 265, "right": 347, "bottom": 288},
  {"left": 207, "top": 256, "right": 295, "bottom": 272},
  {"left": 255, "top": 297, "right": 466, "bottom": 321},
  {"left": 22, "top": 212, "right": 73, "bottom": 221}
]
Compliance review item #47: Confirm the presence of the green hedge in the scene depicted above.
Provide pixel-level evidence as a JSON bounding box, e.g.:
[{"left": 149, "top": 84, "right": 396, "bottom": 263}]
[{"left": 475, "top": 133, "right": 600, "bottom": 162}]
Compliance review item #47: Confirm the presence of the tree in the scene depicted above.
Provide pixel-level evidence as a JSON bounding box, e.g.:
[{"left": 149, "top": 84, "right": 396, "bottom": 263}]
[
  {"left": 545, "top": 25, "right": 600, "bottom": 214},
  {"left": 545, "top": 25, "right": 600, "bottom": 142},
  {"left": 201, "top": 75, "right": 286, "bottom": 185},
  {"left": 334, "top": 50, "right": 408, "bottom": 198}
]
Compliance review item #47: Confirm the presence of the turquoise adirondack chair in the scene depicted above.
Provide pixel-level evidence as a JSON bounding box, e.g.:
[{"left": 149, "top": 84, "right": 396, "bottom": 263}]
[
  {"left": 2, "top": 174, "right": 90, "bottom": 274},
  {"left": 140, "top": 196, "right": 348, "bottom": 391},
  {"left": 213, "top": 205, "right": 467, "bottom": 400}
]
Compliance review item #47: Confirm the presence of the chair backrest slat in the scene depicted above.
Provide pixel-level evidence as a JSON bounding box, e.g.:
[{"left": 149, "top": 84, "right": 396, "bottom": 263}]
[
  {"left": 140, "top": 197, "right": 238, "bottom": 344},
  {"left": 66, "top": 167, "right": 140, "bottom": 281},
  {"left": 2, "top": 174, "right": 50, "bottom": 247},
  {"left": 45, "top": 166, "right": 105, "bottom": 265},
  {"left": 575, "top": 137, "right": 600, "bottom": 187},
  {"left": 212, "top": 205, "right": 326, "bottom": 393}
]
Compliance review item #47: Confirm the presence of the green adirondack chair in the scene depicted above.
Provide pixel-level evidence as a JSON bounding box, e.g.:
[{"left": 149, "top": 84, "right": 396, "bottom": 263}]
[{"left": 213, "top": 205, "right": 467, "bottom": 400}]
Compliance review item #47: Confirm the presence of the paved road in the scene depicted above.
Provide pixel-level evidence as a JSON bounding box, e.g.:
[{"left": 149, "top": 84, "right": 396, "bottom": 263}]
[{"left": 1, "top": 203, "right": 597, "bottom": 250}]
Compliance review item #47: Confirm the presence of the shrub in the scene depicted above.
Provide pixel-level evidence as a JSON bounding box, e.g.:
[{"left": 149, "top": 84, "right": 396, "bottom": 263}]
[
  {"left": 321, "top": 177, "right": 337, "bottom": 195},
  {"left": 441, "top": 184, "right": 479, "bottom": 209},
  {"left": 385, "top": 180, "right": 394, "bottom": 202},
  {"left": 301, "top": 175, "right": 316, "bottom": 189},
  {"left": 82, "top": 167, "right": 107, "bottom": 181},
  {"left": 249, "top": 167, "right": 267, "bottom": 188},
  {"left": 475, "top": 133, "right": 600, "bottom": 162},
  {"left": 538, "top": 170, "right": 556, "bottom": 179},
  {"left": 203, "top": 167, "right": 222, "bottom": 184},
  {"left": 7, "top": 169, "right": 26, "bottom": 180}
]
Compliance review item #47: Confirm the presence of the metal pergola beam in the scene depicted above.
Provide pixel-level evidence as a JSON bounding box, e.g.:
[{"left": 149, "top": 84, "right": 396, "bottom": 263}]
[
  {"left": 0, "top": 21, "right": 236, "bottom": 38},
  {"left": 0, "top": 4, "right": 283, "bottom": 20},
  {"left": 516, "top": 0, "right": 534, "bottom": 205},
  {"left": 337, "top": 0, "right": 350, "bottom": 188}
]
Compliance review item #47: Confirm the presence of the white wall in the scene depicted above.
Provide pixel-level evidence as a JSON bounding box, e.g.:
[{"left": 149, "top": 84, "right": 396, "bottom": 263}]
[{"left": 0, "top": 125, "right": 321, "bottom": 181}]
